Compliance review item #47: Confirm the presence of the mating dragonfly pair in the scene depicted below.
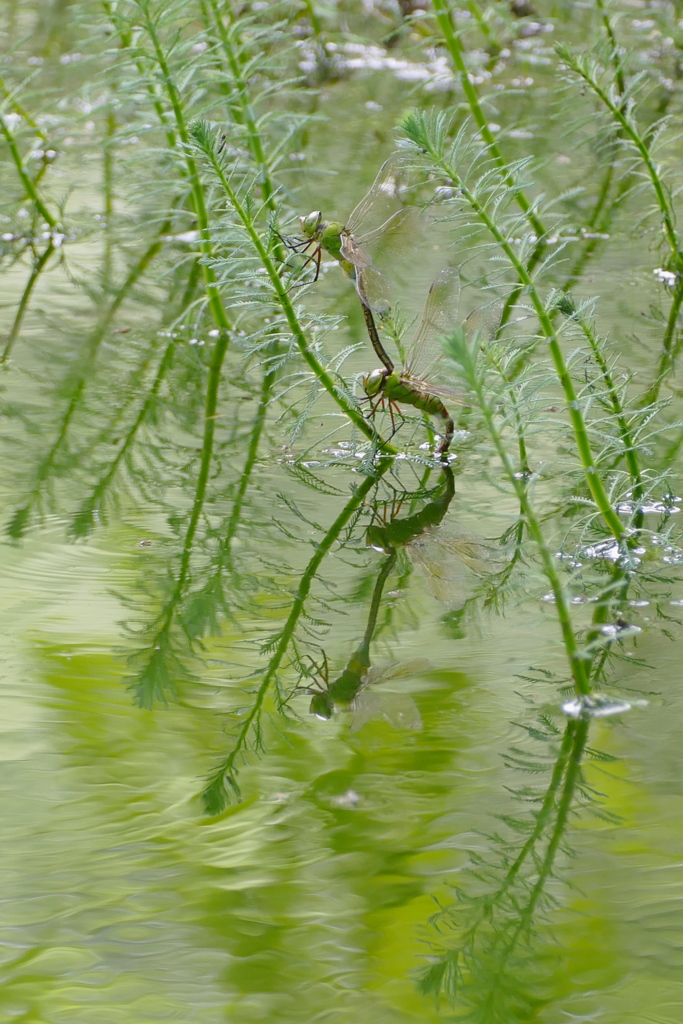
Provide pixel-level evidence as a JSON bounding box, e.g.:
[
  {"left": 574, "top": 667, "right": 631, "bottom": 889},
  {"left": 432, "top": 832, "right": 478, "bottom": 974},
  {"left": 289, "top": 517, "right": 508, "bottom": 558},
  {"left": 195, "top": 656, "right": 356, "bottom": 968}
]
[
  {"left": 301, "top": 465, "right": 499, "bottom": 727},
  {"left": 281, "top": 156, "right": 464, "bottom": 457}
]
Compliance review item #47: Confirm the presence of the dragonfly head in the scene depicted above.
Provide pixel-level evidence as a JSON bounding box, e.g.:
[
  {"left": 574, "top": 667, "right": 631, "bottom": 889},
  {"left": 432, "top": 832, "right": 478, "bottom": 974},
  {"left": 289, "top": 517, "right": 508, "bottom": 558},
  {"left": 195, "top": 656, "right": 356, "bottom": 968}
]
[
  {"left": 300, "top": 210, "right": 322, "bottom": 238},
  {"left": 366, "top": 523, "right": 392, "bottom": 554},
  {"left": 309, "top": 691, "right": 335, "bottom": 720},
  {"left": 363, "top": 368, "right": 386, "bottom": 398}
]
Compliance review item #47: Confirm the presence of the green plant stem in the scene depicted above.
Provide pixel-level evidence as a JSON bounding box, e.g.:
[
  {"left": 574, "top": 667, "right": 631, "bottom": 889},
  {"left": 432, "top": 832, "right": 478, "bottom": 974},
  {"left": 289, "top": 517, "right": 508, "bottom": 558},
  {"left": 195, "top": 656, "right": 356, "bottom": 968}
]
[
  {"left": 222, "top": 358, "right": 276, "bottom": 552},
  {"left": 498, "top": 722, "right": 577, "bottom": 893},
  {"left": 559, "top": 46, "right": 679, "bottom": 256},
  {"left": 102, "top": 1, "right": 177, "bottom": 150},
  {"left": 595, "top": 0, "right": 626, "bottom": 96},
  {"left": 195, "top": 127, "right": 393, "bottom": 448},
  {"left": 204, "top": 0, "right": 273, "bottom": 203},
  {"left": 1, "top": 241, "right": 54, "bottom": 362},
  {"left": 202, "top": 462, "right": 391, "bottom": 811},
  {"left": 0, "top": 110, "right": 57, "bottom": 227},
  {"left": 137, "top": 4, "right": 232, "bottom": 335},
  {"left": 432, "top": 0, "right": 551, "bottom": 339},
  {"left": 559, "top": 44, "right": 683, "bottom": 401},
  {"left": 133, "top": 319, "right": 232, "bottom": 707},
  {"left": 7, "top": 214, "right": 174, "bottom": 538},
  {"left": 573, "top": 312, "right": 644, "bottom": 498},
  {"left": 639, "top": 276, "right": 683, "bottom": 405},
  {"left": 202, "top": 0, "right": 286, "bottom": 272},
  {"left": 420, "top": 132, "right": 626, "bottom": 540},
  {"left": 431, "top": 0, "right": 545, "bottom": 240},
  {"left": 489, "top": 720, "right": 589, "bottom": 974},
  {"left": 72, "top": 339, "right": 176, "bottom": 537},
  {"left": 0, "top": 75, "right": 52, "bottom": 191},
  {"left": 102, "top": 108, "right": 116, "bottom": 289},
  {"left": 461, "top": 343, "right": 592, "bottom": 695}
]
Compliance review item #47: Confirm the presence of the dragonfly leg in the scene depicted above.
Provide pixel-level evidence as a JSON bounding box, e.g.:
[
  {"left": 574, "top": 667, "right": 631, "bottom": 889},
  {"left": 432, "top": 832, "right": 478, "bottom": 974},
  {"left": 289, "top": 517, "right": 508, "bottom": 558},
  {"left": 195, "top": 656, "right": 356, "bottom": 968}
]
[
  {"left": 301, "top": 650, "right": 328, "bottom": 690},
  {"left": 284, "top": 243, "right": 322, "bottom": 292},
  {"left": 272, "top": 229, "right": 306, "bottom": 259},
  {"left": 386, "top": 400, "right": 406, "bottom": 442},
  {"left": 278, "top": 231, "right": 315, "bottom": 253},
  {"left": 290, "top": 243, "right": 321, "bottom": 277}
]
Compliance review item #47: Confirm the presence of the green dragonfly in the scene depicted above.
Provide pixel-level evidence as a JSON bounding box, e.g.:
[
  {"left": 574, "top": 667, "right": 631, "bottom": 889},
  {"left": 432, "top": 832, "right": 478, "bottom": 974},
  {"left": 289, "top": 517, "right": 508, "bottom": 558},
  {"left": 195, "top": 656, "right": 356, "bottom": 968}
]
[
  {"left": 363, "top": 268, "right": 463, "bottom": 457},
  {"left": 305, "top": 467, "right": 457, "bottom": 726},
  {"left": 367, "top": 464, "right": 499, "bottom": 602},
  {"left": 295, "top": 156, "right": 418, "bottom": 372},
  {"left": 365, "top": 462, "right": 455, "bottom": 554},
  {"left": 306, "top": 550, "right": 430, "bottom": 730}
]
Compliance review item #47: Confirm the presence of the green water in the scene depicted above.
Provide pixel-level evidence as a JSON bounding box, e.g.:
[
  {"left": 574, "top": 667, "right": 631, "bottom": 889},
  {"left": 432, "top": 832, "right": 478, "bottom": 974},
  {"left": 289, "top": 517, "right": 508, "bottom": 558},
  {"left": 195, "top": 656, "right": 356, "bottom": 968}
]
[{"left": 2, "top": 2, "right": 683, "bottom": 1021}]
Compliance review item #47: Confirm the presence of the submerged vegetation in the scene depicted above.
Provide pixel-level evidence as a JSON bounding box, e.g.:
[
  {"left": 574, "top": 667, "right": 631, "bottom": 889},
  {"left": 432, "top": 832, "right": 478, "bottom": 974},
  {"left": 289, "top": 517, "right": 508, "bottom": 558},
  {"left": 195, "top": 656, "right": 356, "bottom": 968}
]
[{"left": 3, "top": 1, "right": 683, "bottom": 1019}]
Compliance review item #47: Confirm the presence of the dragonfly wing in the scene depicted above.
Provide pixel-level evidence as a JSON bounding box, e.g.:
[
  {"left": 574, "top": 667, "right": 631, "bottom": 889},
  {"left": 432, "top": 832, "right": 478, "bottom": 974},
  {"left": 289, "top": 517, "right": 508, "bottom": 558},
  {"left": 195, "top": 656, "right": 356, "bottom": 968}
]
[
  {"left": 408, "top": 537, "right": 457, "bottom": 602},
  {"left": 340, "top": 208, "right": 421, "bottom": 274},
  {"left": 399, "top": 371, "right": 466, "bottom": 406},
  {"left": 441, "top": 534, "right": 505, "bottom": 575},
  {"left": 340, "top": 231, "right": 373, "bottom": 270},
  {"left": 354, "top": 207, "right": 423, "bottom": 265},
  {"left": 346, "top": 155, "right": 413, "bottom": 237},
  {"left": 463, "top": 299, "right": 505, "bottom": 342},
  {"left": 380, "top": 694, "right": 422, "bottom": 731},
  {"left": 405, "top": 268, "right": 461, "bottom": 379},
  {"left": 349, "top": 690, "right": 382, "bottom": 731},
  {"left": 355, "top": 266, "right": 392, "bottom": 316},
  {"left": 349, "top": 691, "right": 422, "bottom": 731},
  {"left": 362, "top": 659, "right": 433, "bottom": 686}
]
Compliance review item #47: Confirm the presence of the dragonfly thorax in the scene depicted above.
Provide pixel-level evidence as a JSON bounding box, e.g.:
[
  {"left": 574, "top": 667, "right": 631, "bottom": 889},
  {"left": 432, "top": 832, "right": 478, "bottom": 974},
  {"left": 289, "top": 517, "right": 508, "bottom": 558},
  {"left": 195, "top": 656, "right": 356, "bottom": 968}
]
[{"left": 363, "top": 367, "right": 388, "bottom": 398}]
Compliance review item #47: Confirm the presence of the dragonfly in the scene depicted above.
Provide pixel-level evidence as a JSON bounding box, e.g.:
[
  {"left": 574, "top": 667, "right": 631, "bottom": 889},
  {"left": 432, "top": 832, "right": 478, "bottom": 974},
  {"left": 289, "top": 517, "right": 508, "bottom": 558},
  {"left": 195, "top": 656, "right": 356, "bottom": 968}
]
[
  {"left": 362, "top": 268, "right": 463, "bottom": 457},
  {"left": 304, "top": 546, "right": 429, "bottom": 729},
  {"left": 366, "top": 464, "right": 500, "bottom": 602},
  {"left": 365, "top": 462, "right": 455, "bottom": 553},
  {"left": 307, "top": 645, "right": 430, "bottom": 731},
  {"left": 294, "top": 156, "right": 419, "bottom": 372}
]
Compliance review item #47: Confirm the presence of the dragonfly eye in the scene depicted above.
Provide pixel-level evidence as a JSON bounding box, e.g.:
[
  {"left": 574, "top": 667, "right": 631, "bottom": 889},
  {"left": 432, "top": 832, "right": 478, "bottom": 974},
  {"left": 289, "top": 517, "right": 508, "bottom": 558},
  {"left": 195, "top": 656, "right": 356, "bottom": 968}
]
[
  {"left": 310, "top": 693, "right": 334, "bottom": 719},
  {"left": 366, "top": 525, "right": 391, "bottom": 553},
  {"left": 363, "top": 369, "right": 385, "bottom": 397},
  {"left": 300, "top": 211, "right": 322, "bottom": 237}
]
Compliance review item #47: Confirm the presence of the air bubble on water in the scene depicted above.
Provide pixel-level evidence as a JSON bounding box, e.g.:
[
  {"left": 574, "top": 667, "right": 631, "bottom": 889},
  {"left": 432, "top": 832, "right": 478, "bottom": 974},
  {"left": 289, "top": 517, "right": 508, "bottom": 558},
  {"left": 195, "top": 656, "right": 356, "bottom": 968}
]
[
  {"left": 561, "top": 694, "right": 645, "bottom": 719},
  {"left": 601, "top": 623, "right": 641, "bottom": 638},
  {"left": 329, "top": 789, "right": 362, "bottom": 809}
]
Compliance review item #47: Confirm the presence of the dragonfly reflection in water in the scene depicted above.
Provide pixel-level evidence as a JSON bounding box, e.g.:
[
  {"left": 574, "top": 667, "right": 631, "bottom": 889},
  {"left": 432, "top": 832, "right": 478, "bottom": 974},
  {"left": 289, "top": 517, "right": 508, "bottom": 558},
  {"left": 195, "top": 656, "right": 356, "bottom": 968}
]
[
  {"left": 367, "top": 464, "right": 501, "bottom": 602},
  {"left": 304, "top": 466, "right": 459, "bottom": 728}
]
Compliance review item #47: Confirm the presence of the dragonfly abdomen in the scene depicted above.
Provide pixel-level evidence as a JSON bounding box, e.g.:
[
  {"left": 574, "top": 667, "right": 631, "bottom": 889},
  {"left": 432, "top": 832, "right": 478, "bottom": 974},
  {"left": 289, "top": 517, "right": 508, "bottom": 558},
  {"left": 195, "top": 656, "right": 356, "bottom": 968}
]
[{"left": 384, "top": 375, "right": 454, "bottom": 455}]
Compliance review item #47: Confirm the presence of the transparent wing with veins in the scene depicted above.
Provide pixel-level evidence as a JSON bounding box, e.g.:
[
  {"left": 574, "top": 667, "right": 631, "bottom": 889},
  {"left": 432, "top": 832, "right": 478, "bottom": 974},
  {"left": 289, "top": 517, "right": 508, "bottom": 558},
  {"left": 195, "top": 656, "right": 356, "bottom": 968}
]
[
  {"left": 345, "top": 155, "right": 412, "bottom": 238},
  {"left": 338, "top": 156, "right": 422, "bottom": 316},
  {"left": 404, "top": 268, "right": 461, "bottom": 379},
  {"left": 347, "top": 658, "right": 432, "bottom": 731}
]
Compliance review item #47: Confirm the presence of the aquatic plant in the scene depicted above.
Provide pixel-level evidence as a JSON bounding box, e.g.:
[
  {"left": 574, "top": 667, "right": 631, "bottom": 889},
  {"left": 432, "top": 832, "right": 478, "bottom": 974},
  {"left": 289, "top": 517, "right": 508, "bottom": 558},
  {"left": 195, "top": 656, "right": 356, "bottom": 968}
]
[{"left": 2, "top": 2, "right": 683, "bottom": 1020}]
